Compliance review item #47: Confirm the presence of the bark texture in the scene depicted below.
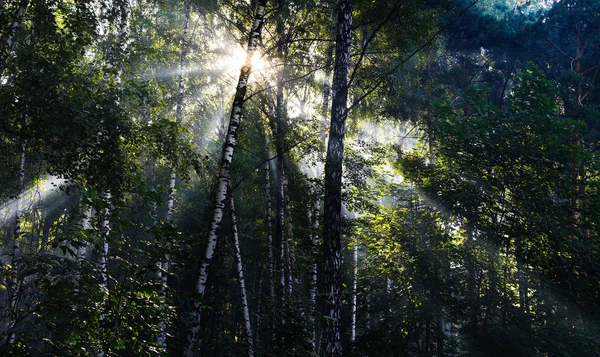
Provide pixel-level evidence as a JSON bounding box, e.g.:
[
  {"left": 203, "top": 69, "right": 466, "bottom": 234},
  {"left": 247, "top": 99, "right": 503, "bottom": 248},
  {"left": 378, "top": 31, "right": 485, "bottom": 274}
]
[
  {"left": 159, "top": 0, "right": 190, "bottom": 349},
  {"left": 351, "top": 244, "right": 358, "bottom": 342},
  {"left": 185, "top": 1, "right": 267, "bottom": 354},
  {"left": 321, "top": 0, "right": 353, "bottom": 355},
  {"left": 0, "top": 0, "right": 29, "bottom": 70},
  {"left": 309, "top": 192, "right": 319, "bottom": 350},
  {"left": 229, "top": 195, "right": 255, "bottom": 357}
]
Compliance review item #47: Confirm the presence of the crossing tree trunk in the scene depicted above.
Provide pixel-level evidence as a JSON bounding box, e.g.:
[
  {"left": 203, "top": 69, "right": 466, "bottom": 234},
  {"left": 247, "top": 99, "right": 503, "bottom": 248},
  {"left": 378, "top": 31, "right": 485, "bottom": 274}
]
[
  {"left": 185, "top": 1, "right": 267, "bottom": 354},
  {"left": 229, "top": 195, "right": 255, "bottom": 357}
]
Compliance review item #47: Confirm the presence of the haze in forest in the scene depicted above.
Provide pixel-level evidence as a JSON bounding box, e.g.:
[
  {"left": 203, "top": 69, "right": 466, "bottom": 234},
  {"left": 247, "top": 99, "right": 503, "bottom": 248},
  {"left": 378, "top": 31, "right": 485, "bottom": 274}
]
[{"left": 1, "top": 0, "right": 599, "bottom": 356}]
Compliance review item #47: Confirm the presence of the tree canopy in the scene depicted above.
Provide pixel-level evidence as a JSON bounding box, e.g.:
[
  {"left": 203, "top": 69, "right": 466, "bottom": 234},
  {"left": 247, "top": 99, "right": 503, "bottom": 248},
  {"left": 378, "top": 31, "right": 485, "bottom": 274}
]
[{"left": 1, "top": 0, "right": 600, "bottom": 356}]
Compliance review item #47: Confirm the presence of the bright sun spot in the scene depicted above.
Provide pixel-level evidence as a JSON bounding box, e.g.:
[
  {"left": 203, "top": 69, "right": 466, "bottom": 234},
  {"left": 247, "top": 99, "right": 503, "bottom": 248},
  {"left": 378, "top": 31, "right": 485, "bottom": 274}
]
[{"left": 224, "top": 45, "right": 268, "bottom": 75}]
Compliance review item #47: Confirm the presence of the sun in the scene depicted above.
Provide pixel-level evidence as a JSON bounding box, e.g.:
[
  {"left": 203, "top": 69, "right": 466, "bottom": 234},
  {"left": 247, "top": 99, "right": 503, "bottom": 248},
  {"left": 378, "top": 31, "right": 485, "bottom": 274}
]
[{"left": 224, "top": 45, "right": 269, "bottom": 76}]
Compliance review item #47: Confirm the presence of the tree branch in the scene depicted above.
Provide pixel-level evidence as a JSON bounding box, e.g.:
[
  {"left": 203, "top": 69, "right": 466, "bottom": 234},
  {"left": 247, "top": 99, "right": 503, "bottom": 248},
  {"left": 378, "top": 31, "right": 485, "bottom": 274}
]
[
  {"left": 348, "top": 0, "right": 480, "bottom": 112},
  {"left": 348, "top": 0, "right": 405, "bottom": 88}
]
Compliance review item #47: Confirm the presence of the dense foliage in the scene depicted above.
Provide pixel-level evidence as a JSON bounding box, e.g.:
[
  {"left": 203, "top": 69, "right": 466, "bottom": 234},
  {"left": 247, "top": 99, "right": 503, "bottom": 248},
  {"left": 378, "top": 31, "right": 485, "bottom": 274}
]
[{"left": 1, "top": 0, "right": 599, "bottom": 356}]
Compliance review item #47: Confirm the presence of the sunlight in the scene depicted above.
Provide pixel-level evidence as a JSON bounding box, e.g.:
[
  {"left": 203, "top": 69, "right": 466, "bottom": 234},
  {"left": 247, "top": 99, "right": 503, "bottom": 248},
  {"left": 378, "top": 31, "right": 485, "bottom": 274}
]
[
  {"left": 0, "top": 175, "right": 67, "bottom": 227},
  {"left": 223, "top": 46, "right": 269, "bottom": 76}
]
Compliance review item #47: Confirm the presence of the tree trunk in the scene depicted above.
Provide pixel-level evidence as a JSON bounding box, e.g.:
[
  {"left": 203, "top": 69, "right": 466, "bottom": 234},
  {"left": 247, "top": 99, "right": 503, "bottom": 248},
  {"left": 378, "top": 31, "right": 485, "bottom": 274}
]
[
  {"left": 265, "top": 160, "right": 275, "bottom": 307},
  {"left": 465, "top": 223, "right": 478, "bottom": 340},
  {"left": 0, "top": 0, "right": 29, "bottom": 70},
  {"left": 516, "top": 239, "right": 528, "bottom": 314},
  {"left": 186, "top": 2, "right": 267, "bottom": 354},
  {"left": 78, "top": 203, "right": 91, "bottom": 260},
  {"left": 282, "top": 166, "right": 294, "bottom": 295},
  {"left": 229, "top": 195, "right": 255, "bottom": 357},
  {"left": 13, "top": 143, "right": 25, "bottom": 246},
  {"left": 309, "top": 191, "right": 319, "bottom": 350},
  {"left": 96, "top": 4, "right": 128, "bottom": 355},
  {"left": 351, "top": 244, "right": 358, "bottom": 343},
  {"left": 159, "top": 21, "right": 188, "bottom": 339},
  {"left": 6, "top": 142, "right": 26, "bottom": 345},
  {"left": 321, "top": 0, "right": 352, "bottom": 356},
  {"left": 99, "top": 190, "right": 111, "bottom": 296}
]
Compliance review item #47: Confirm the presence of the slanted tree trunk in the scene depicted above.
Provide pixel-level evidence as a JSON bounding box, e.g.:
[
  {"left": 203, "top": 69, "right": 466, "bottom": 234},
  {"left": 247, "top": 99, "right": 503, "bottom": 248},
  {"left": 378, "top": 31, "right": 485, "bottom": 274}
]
[
  {"left": 321, "top": 0, "right": 353, "bottom": 355},
  {"left": 185, "top": 2, "right": 267, "bottom": 354},
  {"left": 229, "top": 195, "right": 255, "bottom": 357}
]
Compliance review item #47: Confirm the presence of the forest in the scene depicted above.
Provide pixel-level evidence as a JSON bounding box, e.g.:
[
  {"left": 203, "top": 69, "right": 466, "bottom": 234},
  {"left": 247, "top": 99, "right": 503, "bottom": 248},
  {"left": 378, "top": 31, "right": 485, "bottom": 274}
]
[{"left": 1, "top": 0, "right": 599, "bottom": 356}]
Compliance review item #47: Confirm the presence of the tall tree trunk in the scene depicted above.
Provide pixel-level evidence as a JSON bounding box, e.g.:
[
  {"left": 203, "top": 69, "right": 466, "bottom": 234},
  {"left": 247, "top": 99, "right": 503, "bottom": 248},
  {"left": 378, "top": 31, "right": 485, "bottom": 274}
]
[
  {"left": 351, "top": 244, "right": 358, "bottom": 343},
  {"left": 78, "top": 203, "right": 91, "bottom": 260},
  {"left": 162, "top": 0, "right": 192, "bottom": 332},
  {"left": 273, "top": 0, "right": 290, "bottom": 318},
  {"left": 13, "top": 143, "right": 25, "bottom": 246},
  {"left": 264, "top": 160, "right": 275, "bottom": 308},
  {"left": 516, "top": 239, "right": 528, "bottom": 314},
  {"left": 185, "top": 2, "right": 267, "bottom": 354},
  {"left": 435, "top": 316, "right": 444, "bottom": 357},
  {"left": 6, "top": 142, "right": 26, "bottom": 345},
  {"left": 365, "top": 295, "right": 371, "bottom": 331},
  {"left": 465, "top": 222, "right": 478, "bottom": 340},
  {"left": 97, "top": 4, "right": 128, "bottom": 355},
  {"left": 282, "top": 166, "right": 294, "bottom": 295},
  {"left": 321, "top": 0, "right": 352, "bottom": 355},
  {"left": 320, "top": 7, "right": 335, "bottom": 141},
  {"left": 0, "top": 0, "right": 29, "bottom": 70},
  {"left": 229, "top": 195, "right": 255, "bottom": 357},
  {"left": 308, "top": 191, "right": 319, "bottom": 350},
  {"left": 99, "top": 191, "right": 111, "bottom": 290}
]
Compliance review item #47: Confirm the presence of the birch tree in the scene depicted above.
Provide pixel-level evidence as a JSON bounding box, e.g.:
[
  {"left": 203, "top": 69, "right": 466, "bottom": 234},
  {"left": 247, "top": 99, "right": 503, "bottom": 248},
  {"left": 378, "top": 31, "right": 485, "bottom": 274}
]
[
  {"left": 186, "top": 1, "right": 268, "bottom": 354},
  {"left": 321, "top": 0, "right": 352, "bottom": 355},
  {"left": 229, "top": 194, "right": 255, "bottom": 357}
]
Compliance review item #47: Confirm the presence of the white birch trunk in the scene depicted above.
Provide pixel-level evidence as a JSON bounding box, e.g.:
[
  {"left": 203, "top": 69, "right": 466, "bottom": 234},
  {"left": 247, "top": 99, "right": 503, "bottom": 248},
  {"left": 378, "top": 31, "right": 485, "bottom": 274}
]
[
  {"left": 366, "top": 296, "right": 371, "bottom": 331},
  {"left": 185, "top": 2, "right": 268, "bottom": 355},
  {"left": 7, "top": 142, "right": 26, "bottom": 345},
  {"left": 13, "top": 143, "right": 25, "bottom": 246},
  {"left": 77, "top": 204, "right": 91, "bottom": 260},
  {"left": 0, "top": 0, "right": 29, "bottom": 69},
  {"left": 99, "top": 191, "right": 111, "bottom": 294},
  {"left": 96, "top": 5, "right": 127, "bottom": 355},
  {"left": 282, "top": 166, "right": 294, "bottom": 295},
  {"left": 158, "top": 0, "right": 189, "bottom": 347},
  {"left": 265, "top": 161, "right": 275, "bottom": 304},
  {"left": 351, "top": 244, "right": 358, "bottom": 342},
  {"left": 308, "top": 193, "right": 319, "bottom": 350},
  {"left": 229, "top": 195, "right": 255, "bottom": 357}
]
